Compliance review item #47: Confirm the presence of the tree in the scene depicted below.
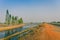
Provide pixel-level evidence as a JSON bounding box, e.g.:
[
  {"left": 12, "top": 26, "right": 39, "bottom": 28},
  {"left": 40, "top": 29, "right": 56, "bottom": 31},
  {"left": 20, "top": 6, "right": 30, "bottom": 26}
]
[
  {"left": 15, "top": 16, "right": 18, "bottom": 24},
  {"left": 5, "top": 9, "right": 9, "bottom": 25},
  {"left": 18, "top": 17, "right": 23, "bottom": 24},
  {"left": 11, "top": 16, "right": 15, "bottom": 25},
  {"left": 8, "top": 14, "right": 11, "bottom": 25}
]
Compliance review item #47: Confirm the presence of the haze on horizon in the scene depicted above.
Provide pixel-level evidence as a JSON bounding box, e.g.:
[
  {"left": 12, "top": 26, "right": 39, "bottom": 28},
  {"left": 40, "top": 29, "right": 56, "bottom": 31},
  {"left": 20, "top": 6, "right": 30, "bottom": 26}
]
[{"left": 0, "top": 0, "right": 60, "bottom": 23}]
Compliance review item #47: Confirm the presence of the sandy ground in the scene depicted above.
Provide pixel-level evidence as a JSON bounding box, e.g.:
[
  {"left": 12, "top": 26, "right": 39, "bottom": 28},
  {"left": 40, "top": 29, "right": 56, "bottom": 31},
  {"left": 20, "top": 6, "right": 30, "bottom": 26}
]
[
  {"left": 0, "top": 24, "right": 25, "bottom": 32},
  {"left": 39, "top": 23, "right": 60, "bottom": 40}
]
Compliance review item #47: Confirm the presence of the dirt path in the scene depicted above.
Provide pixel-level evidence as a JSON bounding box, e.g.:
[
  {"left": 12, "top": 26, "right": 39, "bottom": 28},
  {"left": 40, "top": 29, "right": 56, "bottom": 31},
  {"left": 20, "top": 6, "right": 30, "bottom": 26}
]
[{"left": 40, "top": 23, "right": 60, "bottom": 40}]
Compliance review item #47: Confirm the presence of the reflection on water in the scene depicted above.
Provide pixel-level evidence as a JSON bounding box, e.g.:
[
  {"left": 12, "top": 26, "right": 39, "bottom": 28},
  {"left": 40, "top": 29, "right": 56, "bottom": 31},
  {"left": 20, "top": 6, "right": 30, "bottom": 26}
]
[{"left": 0, "top": 32, "right": 5, "bottom": 38}]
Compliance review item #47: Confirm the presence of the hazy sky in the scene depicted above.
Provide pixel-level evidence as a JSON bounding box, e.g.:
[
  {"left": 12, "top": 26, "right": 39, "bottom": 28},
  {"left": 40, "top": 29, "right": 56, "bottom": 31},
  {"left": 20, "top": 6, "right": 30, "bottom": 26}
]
[{"left": 0, "top": 0, "right": 60, "bottom": 23}]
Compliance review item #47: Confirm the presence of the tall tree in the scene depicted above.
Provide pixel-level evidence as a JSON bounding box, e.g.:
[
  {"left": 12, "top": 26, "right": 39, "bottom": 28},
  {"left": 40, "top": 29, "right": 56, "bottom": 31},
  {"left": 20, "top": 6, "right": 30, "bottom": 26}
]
[
  {"left": 5, "top": 9, "right": 9, "bottom": 25},
  {"left": 12, "top": 16, "right": 15, "bottom": 25},
  {"left": 15, "top": 16, "right": 18, "bottom": 24},
  {"left": 8, "top": 14, "right": 11, "bottom": 25}
]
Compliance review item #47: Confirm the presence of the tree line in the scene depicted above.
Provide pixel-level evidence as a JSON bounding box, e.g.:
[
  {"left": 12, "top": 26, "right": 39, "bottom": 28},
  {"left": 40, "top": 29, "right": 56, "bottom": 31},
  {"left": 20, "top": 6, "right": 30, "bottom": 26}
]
[{"left": 5, "top": 10, "right": 23, "bottom": 25}]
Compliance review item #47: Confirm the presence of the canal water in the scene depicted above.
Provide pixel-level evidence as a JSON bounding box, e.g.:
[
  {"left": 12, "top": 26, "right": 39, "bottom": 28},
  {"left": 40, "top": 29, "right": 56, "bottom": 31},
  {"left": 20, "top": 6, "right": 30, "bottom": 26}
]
[{"left": 0, "top": 23, "right": 39, "bottom": 39}]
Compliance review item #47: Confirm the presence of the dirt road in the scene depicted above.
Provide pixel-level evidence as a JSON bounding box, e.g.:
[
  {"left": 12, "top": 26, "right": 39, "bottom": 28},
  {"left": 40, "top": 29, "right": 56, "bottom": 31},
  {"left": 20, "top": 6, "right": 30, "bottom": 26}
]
[{"left": 40, "top": 23, "right": 60, "bottom": 40}]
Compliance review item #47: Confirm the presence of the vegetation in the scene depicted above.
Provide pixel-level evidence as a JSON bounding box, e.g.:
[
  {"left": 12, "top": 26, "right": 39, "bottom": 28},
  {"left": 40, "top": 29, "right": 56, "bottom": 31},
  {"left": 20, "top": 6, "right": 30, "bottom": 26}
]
[
  {"left": 50, "top": 21, "right": 60, "bottom": 26},
  {"left": 18, "top": 17, "right": 23, "bottom": 24},
  {"left": 5, "top": 10, "right": 23, "bottom": 25},
  {"left": 5, "top": 10, "right": 9, "bottom": 25}
]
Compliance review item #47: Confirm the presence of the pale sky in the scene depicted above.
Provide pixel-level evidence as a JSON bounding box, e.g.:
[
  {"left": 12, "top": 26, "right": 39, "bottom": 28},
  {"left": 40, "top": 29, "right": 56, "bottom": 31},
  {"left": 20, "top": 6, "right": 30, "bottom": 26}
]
[{"left": 0, "top": 0, "right": 60, "bottom": 23}]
